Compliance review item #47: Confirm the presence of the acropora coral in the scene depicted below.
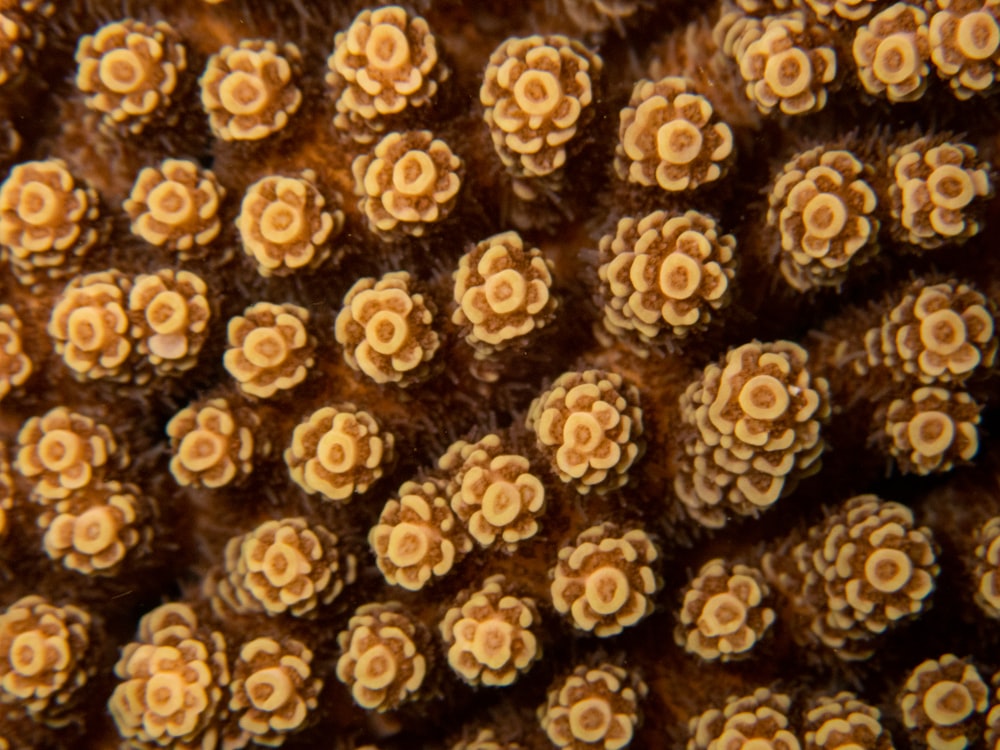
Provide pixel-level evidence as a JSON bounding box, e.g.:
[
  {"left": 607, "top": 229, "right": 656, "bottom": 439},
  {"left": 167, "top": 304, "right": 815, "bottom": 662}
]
[{"left": 2, "top": 1, "right": 1000, "bottom": 749}]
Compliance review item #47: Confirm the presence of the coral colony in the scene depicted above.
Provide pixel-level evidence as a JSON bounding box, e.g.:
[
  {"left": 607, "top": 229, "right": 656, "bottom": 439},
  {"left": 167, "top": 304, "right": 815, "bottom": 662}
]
[{"left": 4, "top": 0, "right": 1000, "bottom": 748}]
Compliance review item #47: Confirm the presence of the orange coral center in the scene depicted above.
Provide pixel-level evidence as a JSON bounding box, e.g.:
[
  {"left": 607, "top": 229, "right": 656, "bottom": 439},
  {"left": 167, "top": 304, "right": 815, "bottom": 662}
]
[
  {"left": 243, "top": 328, "right": 289, "bottom": 369},
  {"left": 365, "top": 23, "right": 410, "bottom": 72},
  {"left": 99, "top": 49, "right": 145, "bottom": 94},
  {"left": 180, "top": 430, "right": 226, "bottom": 472},
  {"left": 656, "top": 120, "right": 703, "bottom": 165},
  {"left": 38, "top": 429, "right": 84, "bottom": 472},
  {"left": 147, "top": 182, "right": 195, "bottom": 226},
  {"left": 392, "top": 150, "right": 436, "bottom": 197},
  {"left": 260, "top": 202, "right": 304, "bottom": 245},
  {"left": 513, "top": 70, "right": 561, "bottom": 117},
  {"left": 219, "top": 71, "right": 269, "bottom": 115},
  {"left": 17, "top": 181, "right": 61, "bottom": 226},
  {"left": 568, "top": 696, "right": 613, "bottom": 742},
  {"left": 765, "top": 48, "right": 812, "bottom": 98},
  {"left": 873, "top": 34, "right": 918, "bottom": 85},
  {"left": 957, "top": 12, "right": 1000, "bottom": 60}
]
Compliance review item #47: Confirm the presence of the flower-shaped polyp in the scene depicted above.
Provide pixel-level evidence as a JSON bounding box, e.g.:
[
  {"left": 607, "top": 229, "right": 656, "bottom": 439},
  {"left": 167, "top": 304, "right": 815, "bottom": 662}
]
[
  {"left": 352, "top": 130, "right": 462, "bottom": 236},
  {"left": 887, "top": 138, "right": 992, "bottom": 250},
  {"left": 899, "top": 654, "right": 989, "bottom": 750},
  {"left": 527, "top": 369, "right": 643, "bottom": 494},
  {"left": 675, "top": 340, "right": 830, "bottom": 528},
  {"left": 767, "top": 147, "right": 878, "bottom": 291},
  {"left": 327, "top": 6, "right": 446, "bottom": 142},
  {"left": 0, "top": 159, "right": 101, "bottom": 286},
  {"left": 200, "top": 39, "right": 302, "bottom": 141},
  {"left": 167, "top": 398, "right": 256, "bottom": 488},
  {"left": 884, "top": 386, "right": 981, "bottom": 474},
  {"left": 237, "top": 171, "right": 343, "bottom": 277},
  {"left": 47, "top": 270, "right": 135, "bottom": 383},
  {"left": 440, "top": 434, "right": 546, "bottom": 550},
  {"left": 285, "top": 404, "right": 394, "bottom": 502},
  {"left": 124, "top": 158, "right": 224, "bottom": 260},
  {"left": 562, "top": 0, "right": 641, "bottom": 32},
  {"left": 863, "top": 280, "right": 998, "bottom": 384},
  {"left": 0, "top": 305, "right": 31, "bottom": 401},
  {"left": 452, "top": 231, "right": 557, "bottom": 356},
  {"left": 550, "top": 523, "right": 660, "bottom": 637},
  {"left": 39, "top": 480, "right": 153, "bottom": 576},
  {"left": 738, "top": 12, "right": 837, "bottom": 115},
  {"left": 615, "top": 76, "right": 734, "bottom": 192},
  {"left": 853, "top": 3, "right": 930, "bottom": 102},
  {"left": 598, "top": 209, "right": 736, "bottom": 347},
  {"left": 218, "top": 517, "right": 355, "bottom": 618},
  {"left": 109, "top": 603, "right": 228, "bottom": 750},
  {"left": 687, "top": 688, "right": 799, "bottom": 750},
  {"left": 972, "top": 516, "right": 1000, "bottom": 618},
  {"left": 334, "top": 271, "right": 440, "bottom": 387},
  {"left": 539, "top": 663, "right": 647, "bottom": 750},
  {"left": 803, "top": 692, "right": 893, "bottom": 750},
  {"left": 370, "top": 479, "right": 471, "bottom": 590},
  {"left": 440, "top": 575, "right": 540, "bottom": 687},
  {"left": 226, "top": 636, "right": 321, "bottom": 749},
  {"left": 676, "top": 559, "right": 775, "bottom": 661},
  {"left": 335, "top": 602, "right": 428, "bottom": 712},
  {"left": 929, "top": 0, "right": 1000, "bottom": 100},
  {"left": 128, "top": 269, "right": 211, "bottom": 376},
  {"left": 75, "top": 19, "right": 187, "bottom": 134},
  {"left": 224, "top": 302, "right": 316, "bottom": 398},
  {"left": 0, "top": 595, "right": 91, "bottom": 725},
  {"left": 15, "top": 406, "right": 124, "bottom": 502},
  {"left": 480, "top": 35, "right": 601, "bottom": 178}
]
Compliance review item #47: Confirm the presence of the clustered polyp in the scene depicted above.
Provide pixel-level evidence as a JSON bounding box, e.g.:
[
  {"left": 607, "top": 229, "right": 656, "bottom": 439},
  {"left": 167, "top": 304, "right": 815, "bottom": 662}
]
[
  {"left": 108, "top": 603, "right": 228, "bottom": 750},
  {"left": 439, "top": 575, "right": 540, "bottom": 687},
  {"left": 526, "top": 369, "right": 644, "bottom": 494},
  {"left": 285, "top": 404, "right": 394, "bottom": 502},
  {"left": 884, "top": 386, "right": 981, "bottom": 474},
  {"left": 615, "top": 76, "right": 734, "bottom": 192},
  {"left": 216, "top": 517, "right": 355, "bottom": 618},
  {"left": 352, "top": 130, "right": 463, "bottom": 236},
  {"left": 0, "top": 304, "right": 31, "bottom": 401},
  {"left": 224, "top": 302, "right": 316, "bottom": 398},
  {"left": 480, "top": 34, "right": 601, "bottom": 180},
  {"left": 15, "top": 406, "right": 124, "bottom": 502},
  {"left": 326, "top": 6, "right": 446, "bottom": 142},
  {"left": 737, "top": 12, "right": 838, "bottom": 115},
  {"left": 887, "top": 137, "right": 993, "bottom": 249},
  {"left": 929, "top": 0, "right": 1000, "bottom": 99},
  {"left": 226, "top": 636, "right": 321, "bottom": 749},
  {"left": 675, "top": 559, "right": 775, "bottom": 661},
  {"left": 236, "top": 171, "right": 344, "bottom": 277},
  {"left": 972, "top": 516, "right": 1000, "bottom": 618},
  {"left": 861, "top": 280, "right": 998, "bottom": 384},
  {"left": 334, "top": 271, "right": 440, "bottom": 386},
  {"left": 853, "top": 3, "right": 931, "bottom": 102},
  {"left": 439, "top": 434, "right": 546, "bottom": 550},
  {"left": 687, "top": 688, "right": 799, "bottom": 750},
  {"left": 802, "top": 692, "right": 892, "bottom": 750},
  {"left": 598, "top": 209, "right": 736, "bottom": 347},
  {"left": 200, "top": 39, "right": 303, "bottom": 141},
  {"left": 766, "top": 147, "right": 879, "bottom": 292},
  {"left": 38, "top": 479, "right": 153, "bottom": 576},
  {"left": 675, "top": 340, "right": 830, "bottom": 528},
  {"left": 452, "top": 231, "right": 557, "bottom": 357},
  {"left": 550, "top": 523, "right": 660, "bottom": 637},
  {"left": 369, "top": 479, "right": 471, "bottom": 590},
  {"left": 0, "top": 158, "right": 101, "bottom": 286},
  {"left": 0, "top": 595, "right": 92, "bottom": 727},
  {"left": 766, "top": 494, "right": 939, "bottom": 659},
  {"left": 335, "top": 602, "right": 428, "bottom": 712},
  {"left": 167, "top": 397, "right": 256, "bottom": 488},
  {"left": 124, "top": 158, "right": 224, "bottom": 260},
  {"left": 74, "top": 19, "right": 187, "bottom": 134},
  {"left": 128, "top": 269, "right": 211, "bottom": 376},
  {"left": 539, "top": 663, "right": 647, "bottom": 750},
  {"left": 899, "top": 654, "right": 990, "bottom": 750}
]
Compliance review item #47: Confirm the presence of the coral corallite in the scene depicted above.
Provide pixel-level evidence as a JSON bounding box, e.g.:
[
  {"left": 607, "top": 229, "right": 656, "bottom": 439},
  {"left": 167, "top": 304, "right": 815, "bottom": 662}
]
[{"left": 5, "top": 1, "right": 1000, "bottom": 748}]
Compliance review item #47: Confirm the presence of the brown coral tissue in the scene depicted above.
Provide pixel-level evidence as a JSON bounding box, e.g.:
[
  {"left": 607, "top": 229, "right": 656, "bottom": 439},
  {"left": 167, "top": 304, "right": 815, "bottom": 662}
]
[{"left": 5, "top": 1, "right": 1000, "bottom": 749}]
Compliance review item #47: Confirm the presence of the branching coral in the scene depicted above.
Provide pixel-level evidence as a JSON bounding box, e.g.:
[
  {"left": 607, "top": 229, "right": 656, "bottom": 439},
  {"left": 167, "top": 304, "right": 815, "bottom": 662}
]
[
  {"left": 615, "top": 77, "right": 734, "bottom": 192},
  {"left": 526, "top": 369, "right": 643, "bottom": 494},
  {"left": 550, "top": 523, "right": 660, "bottom": 637},
  {"left": 200, "top": 39, "right": 303, "bottom": 141},
  {"left": 74, "top": 19, "right": 187, "bottom": 134}
]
